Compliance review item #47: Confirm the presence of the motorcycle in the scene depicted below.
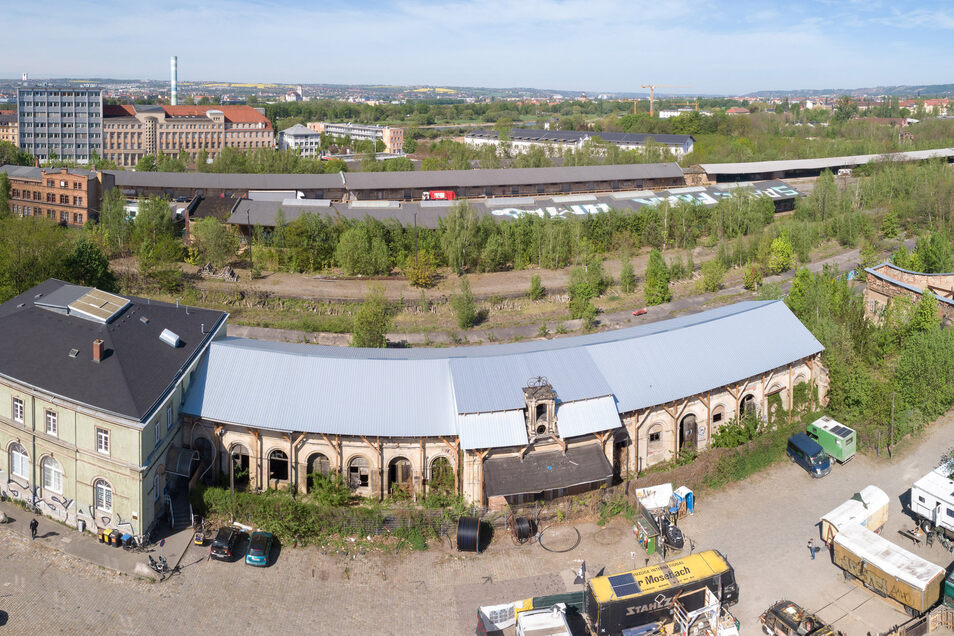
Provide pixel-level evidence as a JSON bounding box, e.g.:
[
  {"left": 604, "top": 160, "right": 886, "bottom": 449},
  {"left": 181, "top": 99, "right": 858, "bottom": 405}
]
[{"left": 147, "top": 555, "right": 169, "bottom": 575}]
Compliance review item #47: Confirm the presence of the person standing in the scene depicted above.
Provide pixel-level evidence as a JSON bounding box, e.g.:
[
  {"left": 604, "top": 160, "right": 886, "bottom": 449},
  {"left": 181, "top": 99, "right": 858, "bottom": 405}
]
[
  {"left": 29, "top": 517, "right": 38, "bottom": 540},
  {"left": 807, "top": 538, "right": 815, "bottom": 560}
]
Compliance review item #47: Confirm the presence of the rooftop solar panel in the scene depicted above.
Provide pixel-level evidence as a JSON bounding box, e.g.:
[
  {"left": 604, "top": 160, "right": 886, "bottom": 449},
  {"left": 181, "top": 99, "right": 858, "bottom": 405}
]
[
  {"left": 608, "top": 573, "right": 642, "bottom": 598},
  {"left": 68, "top": 289, "right": 130, "bottom": 323},
  {"left": 830, "top": 425, "right": 853, "bottom": 438}
]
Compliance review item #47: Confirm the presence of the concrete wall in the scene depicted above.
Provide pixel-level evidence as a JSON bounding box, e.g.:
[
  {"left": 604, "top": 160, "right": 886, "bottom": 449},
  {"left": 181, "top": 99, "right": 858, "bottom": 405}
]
[{"left": 864, "top": 266, "right": 954, "bottom": 325}]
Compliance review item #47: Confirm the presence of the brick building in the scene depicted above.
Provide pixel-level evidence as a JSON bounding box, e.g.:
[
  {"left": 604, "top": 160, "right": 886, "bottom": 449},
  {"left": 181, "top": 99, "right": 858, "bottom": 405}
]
[
  {"left": 0, "top": 110, "right": 17, "bottom": 146},
  {"left": 864, "top": 262, "right": 954, "bottom": 325},
  {"left": 102, "top": 105, "right": 274, "bottom": 168},
  {"left": 0, "top": 165, "right": 100, "bottom": 227}
]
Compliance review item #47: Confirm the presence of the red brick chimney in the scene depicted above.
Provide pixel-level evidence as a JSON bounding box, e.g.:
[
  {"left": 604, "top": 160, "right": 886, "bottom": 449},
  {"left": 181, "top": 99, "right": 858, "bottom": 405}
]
[{"left": 92, "top": 339, "right": 104, "bottom": 363}]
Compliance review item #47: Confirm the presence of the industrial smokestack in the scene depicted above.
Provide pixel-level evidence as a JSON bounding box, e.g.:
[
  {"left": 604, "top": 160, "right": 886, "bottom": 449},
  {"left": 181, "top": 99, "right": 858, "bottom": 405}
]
[{"left": 170, "top": 56, "right": 178, "bottom": 105}]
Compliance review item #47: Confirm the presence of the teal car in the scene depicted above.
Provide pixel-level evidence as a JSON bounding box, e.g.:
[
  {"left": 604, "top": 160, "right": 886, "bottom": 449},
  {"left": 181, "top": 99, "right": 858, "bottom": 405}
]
[{"left": 245, "top": 531, "right": 273, "bottom": 567}]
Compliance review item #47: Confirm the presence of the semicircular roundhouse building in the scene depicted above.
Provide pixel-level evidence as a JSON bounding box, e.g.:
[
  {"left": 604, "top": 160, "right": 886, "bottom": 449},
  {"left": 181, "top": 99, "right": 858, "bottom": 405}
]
[{"left": 183, "top": 300, "right": 826, "bottom": 507}]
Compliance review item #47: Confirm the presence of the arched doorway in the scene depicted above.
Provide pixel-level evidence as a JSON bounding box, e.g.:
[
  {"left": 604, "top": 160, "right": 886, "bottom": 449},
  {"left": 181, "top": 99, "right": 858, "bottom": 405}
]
[
  {"left": 740, "top": 394, "right": 757, "bottom": 417},
  {"left": 679, "top": 413, "right": 697, "bottom": 451},
  {"left": 229, "top": 444, "right": 250, "bottom": 491},
  {"left": 388, "top": 457, "right": 412, "bottom": 497},
  {"left": 429, "top": 456, "right": 454, "bottom": 495},
  {"left": 306, "top": 453, "right": 331, "bottom": 493},
  {"left": 348, "top": 456, "right": 370, "bottom": 490},
  {"left": 268, "top": 449, "right": 289, "bottom": 487}
]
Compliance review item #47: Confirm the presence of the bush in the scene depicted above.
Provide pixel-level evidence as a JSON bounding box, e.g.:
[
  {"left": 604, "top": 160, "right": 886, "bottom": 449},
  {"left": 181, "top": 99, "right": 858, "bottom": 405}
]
[
  {"left": 450, "top": 277, "right": 479, "bottom": 328},
  {"left": 352, "top": 285, "right": 391, "bottom": 348},
  {"left": 768, "top": 232, "right": 794, "bottom": 274},
  {"left": 742, "top": 262, "right": 762, "bottom": 290},
  {"left": 568, "top": 258, "right": 609, "bottom": 319},
  {"left": 309, "top": 471, "right": 352, "bottom": 507},
  {"left": 699, "top": 259, "right": 725, "bottom": 292},
  {"left": 619, "top": 256, "right": 636, "bottom": 293},
  {"left": 404, "top": 250, "right": 437, "bottom": 288},
  {"left": 527, "top": 274, "right": 546, "bottom": 300}
]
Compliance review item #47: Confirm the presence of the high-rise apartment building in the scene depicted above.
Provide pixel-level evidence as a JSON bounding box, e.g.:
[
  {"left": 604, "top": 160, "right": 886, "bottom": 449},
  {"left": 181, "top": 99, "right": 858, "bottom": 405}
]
[
  {"left": 16, "top": 87, "right": 103, "bottom": 164},
  {"left": 102, "top": 105, "right": 274, "bottom": 167}
]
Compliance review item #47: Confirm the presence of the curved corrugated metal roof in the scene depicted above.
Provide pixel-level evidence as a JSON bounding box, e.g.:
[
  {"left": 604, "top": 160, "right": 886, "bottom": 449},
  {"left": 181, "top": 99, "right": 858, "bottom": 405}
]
[{"left": 182, "top": 301, "right": 823, "bottom": 444}]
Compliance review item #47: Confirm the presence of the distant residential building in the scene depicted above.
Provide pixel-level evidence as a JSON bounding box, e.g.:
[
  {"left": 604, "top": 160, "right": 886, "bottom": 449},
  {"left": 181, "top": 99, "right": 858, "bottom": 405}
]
[
  {"left": 277, "top": 124, "right": 321, "bottom": 156},
  {"left": 0, "top": 110, "right": 17, "bottom": 146},
  {"left": 16, "top": 87, "right": 104, "bottom": 164},
  {"left": 0, "top": 165, "right": 100, "bottom": 227},
  {"left": 726, "top": 107, "right": 750, "bottom": 115},
  {"left": 102, "top": 104, "right": 274, "bottom": 167},
  {"left": 307, "top": 122, "right": 404, "bottom": 154},
  {"left": 464, "top": 128, "right": 695, "bottom": 158}
]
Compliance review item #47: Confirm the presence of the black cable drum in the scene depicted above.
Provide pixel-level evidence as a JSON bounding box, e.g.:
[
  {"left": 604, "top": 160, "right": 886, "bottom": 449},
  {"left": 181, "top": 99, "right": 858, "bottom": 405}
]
[
  {"left": 514, "top": 517, "right": 533, "bottom": 542},
  {"left": 457, "top": 516, "right": 480, "bottom": 552}
]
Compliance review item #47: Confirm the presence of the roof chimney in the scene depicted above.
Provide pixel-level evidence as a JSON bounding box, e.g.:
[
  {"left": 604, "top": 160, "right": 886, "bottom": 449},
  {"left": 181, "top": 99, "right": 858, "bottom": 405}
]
[{"left": 92, "top": 339, "right": 104, "bottom": 363}]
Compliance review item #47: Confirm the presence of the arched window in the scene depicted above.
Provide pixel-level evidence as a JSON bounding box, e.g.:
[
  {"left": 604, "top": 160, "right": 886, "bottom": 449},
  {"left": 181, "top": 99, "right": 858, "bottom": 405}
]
[
  {"left": 348, "top": 456, "right": 370, "bottom": 489},
  {"left": 740, "top": 394, "right": 757, "bottom": 416},
  {"left": 307, "top": 453, "right": 330, "bottom": 477},
  {"left": 711, "top": 405, "right": 726, "bottom": 425},
  {"left": 430, "top": 457, "right": 455, "bottom": 494},
  {"left": 41, "top": 457, "right": 63, "bottom": 494},
  {"left": 10, "top": 443, "right": 29, "bottom": 480},
  {"left": 268, "top": 449, "right": 289, "bottom": 482},
  {"left": 388, "top": 457, "right": 412, "bottom": 495},
  {"left": 94, "top": 479, "right": 113, "bottom": 512}
]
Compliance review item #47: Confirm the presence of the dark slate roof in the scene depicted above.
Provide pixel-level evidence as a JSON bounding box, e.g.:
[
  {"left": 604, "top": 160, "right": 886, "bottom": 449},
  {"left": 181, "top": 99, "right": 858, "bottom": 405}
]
[
  {"left": 0, "top": 165, "right": 98, "bottom": 181},
  {"left": 103, "top": 162, "right": 683, "bottom": 193},
  {"left": 0, "top": 279, "right": 227, "bottom": 423},
  {"left": 466, "top": 128, "right": 694, "bottom": 146},
  {"left": 228, "top": 180, "right": 801, "bottom": 229}
]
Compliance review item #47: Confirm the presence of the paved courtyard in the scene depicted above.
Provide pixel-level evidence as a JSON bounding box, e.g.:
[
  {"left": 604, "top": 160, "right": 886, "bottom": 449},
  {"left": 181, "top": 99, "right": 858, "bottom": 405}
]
[{"left": 2, "top": 412, "right": 954, "bottom": 635}]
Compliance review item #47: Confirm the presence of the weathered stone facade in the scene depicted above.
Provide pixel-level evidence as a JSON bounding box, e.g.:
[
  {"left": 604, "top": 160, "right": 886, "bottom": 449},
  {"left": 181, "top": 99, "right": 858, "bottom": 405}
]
[{"left": 864, "top": 263, "right": 954, "bottom": 325}]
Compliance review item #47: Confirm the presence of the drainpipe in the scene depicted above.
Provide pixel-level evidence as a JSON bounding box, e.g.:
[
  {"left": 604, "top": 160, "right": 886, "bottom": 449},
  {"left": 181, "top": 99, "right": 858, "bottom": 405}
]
[
  {"left": 30, "top": 396, "right": 37, "bottom": 509},
  {"left": 289, "top": 435, "right": 295, "bottom": 500}
]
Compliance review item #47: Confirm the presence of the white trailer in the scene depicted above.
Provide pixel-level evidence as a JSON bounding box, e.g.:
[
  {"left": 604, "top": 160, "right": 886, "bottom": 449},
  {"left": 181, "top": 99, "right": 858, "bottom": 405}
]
[
  {"left": 910, "top": 461, "right": 954, "bottom": 537},
  {"left": 820, "top": 485, "right": 890, "bottom": 544}
]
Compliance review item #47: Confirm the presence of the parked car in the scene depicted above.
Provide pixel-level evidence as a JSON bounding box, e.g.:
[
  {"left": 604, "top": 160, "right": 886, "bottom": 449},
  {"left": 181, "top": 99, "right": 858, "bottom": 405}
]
[
  {"left": 210, "top": 526, "right": 241, "bottom": 561},
  {"left": 787, "top": 433, "right": 831, "bottom": 478},
  {"left": 760, "top": 600, "right": 834, "bottom": 636},
  {"left": 245, "top": 531, "right": 273, "bottom": 567}
]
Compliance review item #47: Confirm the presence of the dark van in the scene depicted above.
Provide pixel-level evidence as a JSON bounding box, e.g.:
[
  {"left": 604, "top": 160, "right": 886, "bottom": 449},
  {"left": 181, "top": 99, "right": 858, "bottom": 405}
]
[{"left": 787, "top": 433, "right": 831, "bottom": 478}]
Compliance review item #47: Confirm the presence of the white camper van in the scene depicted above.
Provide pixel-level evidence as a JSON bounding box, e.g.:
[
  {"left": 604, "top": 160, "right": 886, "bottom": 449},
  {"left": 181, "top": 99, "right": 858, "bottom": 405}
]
[{"left": 910, "top": 460, "right": 954, "bottom": 537}]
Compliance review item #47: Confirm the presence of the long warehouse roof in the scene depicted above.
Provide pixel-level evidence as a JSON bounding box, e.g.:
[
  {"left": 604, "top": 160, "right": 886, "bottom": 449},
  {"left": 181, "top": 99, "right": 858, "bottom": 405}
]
[
  {"left": 182, "top": 301, "right": 822, "bottom": 445},
  {"left": 699, "top": 147, "right": 954, "bottom": 175}
]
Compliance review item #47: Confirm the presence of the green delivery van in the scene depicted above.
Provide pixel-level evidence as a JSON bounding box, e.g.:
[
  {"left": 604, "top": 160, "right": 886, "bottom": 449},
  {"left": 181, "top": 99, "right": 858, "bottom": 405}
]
[{"left": 806, "top": 416, "right": 856, "bottom": 463}]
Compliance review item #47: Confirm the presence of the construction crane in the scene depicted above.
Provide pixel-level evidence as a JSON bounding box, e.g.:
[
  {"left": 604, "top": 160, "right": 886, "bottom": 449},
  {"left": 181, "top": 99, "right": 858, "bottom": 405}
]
[{"left": 640, "top": 84, "right": 690, "bottom": 117}]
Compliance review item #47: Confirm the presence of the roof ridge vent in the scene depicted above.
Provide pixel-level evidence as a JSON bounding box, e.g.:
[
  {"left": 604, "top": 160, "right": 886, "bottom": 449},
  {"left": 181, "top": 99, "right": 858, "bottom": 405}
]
[{"left": 160, "top": 328, "right": 181, "bottom": 348}]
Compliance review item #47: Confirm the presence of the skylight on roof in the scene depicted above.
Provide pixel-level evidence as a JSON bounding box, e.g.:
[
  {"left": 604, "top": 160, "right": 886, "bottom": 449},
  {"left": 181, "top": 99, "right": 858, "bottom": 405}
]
[{"left": 67, "top": 289, "right": 131, "bottom": 324}]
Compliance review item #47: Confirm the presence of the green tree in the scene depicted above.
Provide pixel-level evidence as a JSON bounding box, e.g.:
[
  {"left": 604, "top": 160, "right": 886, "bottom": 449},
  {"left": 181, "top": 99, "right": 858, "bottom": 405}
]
[
  {"left": 402, "top": 137, "right": 418, "bottom": 154},
  {"left": 64, "top": 239, "right": 117, "bottom": 291},
  {"left": 196, "top": 149, "right": 210, "bottom": 172},
  {"left": 190, "top": 217, "right": 239, "bottom": 267},
  {"left": 0, "top": 217, "right": 72, "bottom": 301},
  {"left": 0, "top": 173, "right": 10, "bottom": 219},
  {"left": 351, "top": 285, "right": 391, "bottom": 348},
  {"left": 914, "top": 231, "right": 953, "bottom": 273},
  {"left": 439, "top": 203, "right": 480, "bottom": 273},
  {"left": 91, "top": 188, "right": 133, "bottom": 256},
  {"left": 135, "top": 154, "right": 158, "bottom": 172},
  {"left": 450, "top": 276, "right": 479, "bottom": 328},
  {"left": 0, "top": 141, "right": 34, "bottom": 167},
  {"left": 768, "top": 232, "right": 794, "bottom": 274},
  {"left": 619, "top": 255, "right": 636, "bottom": 293},
  {"left": 909, "top": 291, "right": 940, "bottom": 334},
  {"left": 742, "top": 262, "right": 762, "bottom": 290},
  {"left": 832, "top": 95, "right": 857, "bottom": 122},
  {"left": 403, "top": 249, "right": 437, "bottom": 288},
  {"left": 132, "top": 197, "right": 181, "bottom": 273},
  {"left": 644, "top": 249, "right": 671, "bottom": 305},
  {"left": 335, "top": 222, "right": 390, "bottom": 275},
  {"left": 568, "top": 257, "right": 609, "bottom": 319}
]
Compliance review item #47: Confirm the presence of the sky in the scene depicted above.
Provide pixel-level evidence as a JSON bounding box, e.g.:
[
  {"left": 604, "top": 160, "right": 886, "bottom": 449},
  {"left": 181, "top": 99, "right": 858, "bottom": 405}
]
[{"left": 3, "top": 0, "right": 954, "bottom": 95}]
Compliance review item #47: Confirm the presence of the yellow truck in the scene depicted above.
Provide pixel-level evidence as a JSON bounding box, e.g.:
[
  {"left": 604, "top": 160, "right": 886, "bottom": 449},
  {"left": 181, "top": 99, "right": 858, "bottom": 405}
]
[{"left": 833, "top": 523, "right": 945, "bottom": 615}]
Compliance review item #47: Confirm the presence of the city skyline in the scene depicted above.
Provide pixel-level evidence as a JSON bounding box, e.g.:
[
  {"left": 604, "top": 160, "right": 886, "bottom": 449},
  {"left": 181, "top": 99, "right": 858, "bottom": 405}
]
[{"left": 3, "top": 0, "right": 954, "bottom": 94}]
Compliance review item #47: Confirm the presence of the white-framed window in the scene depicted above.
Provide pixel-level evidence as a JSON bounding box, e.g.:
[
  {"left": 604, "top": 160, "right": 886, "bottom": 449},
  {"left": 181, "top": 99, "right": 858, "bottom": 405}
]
[
  {"left": 10, "top": 443, "right": 29, "bottom": 480},
  {"left": 41, "top": 457, "right": 63, "bottom": 494},
  {"left": 155, "top": 418, "right": 160, "bottom": 445},
  {"left": 96, "top": 427, "right": 110, "bottom": 454},
  {"left": 94, "top": 479, "right": 112, "bottom": 512},
  {"left": 166, "top": 405, "right": 173, "bottom": 433},
  {"left": 45, "top": 410, "right": 57, "bottom": 436},
  {"left": 12, "top": 397, "right": 24, "bottom": 423}
]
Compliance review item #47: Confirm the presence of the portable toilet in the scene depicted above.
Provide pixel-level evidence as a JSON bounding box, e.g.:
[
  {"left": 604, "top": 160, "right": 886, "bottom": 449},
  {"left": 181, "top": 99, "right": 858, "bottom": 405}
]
[
  {"left": 674, "top": 486, "right": 694, "bottom": 516},
  {"left": 806, "top": 415, "right": 856, "bottom": 463}
]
